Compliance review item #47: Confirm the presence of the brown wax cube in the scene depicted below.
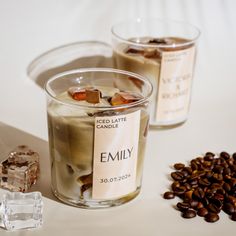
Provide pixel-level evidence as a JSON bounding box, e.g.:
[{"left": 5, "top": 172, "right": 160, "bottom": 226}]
[
  {"left": 77, "top": 173, "right": 92, "bottom": 186},
  {"left": 85, "top": 89, "right": 101, "bottom": 104},
  {"left": 126, "top": 47, "right": 144, "bottom": 55},
  {"left": 68, "top": 87, "right": 86, "bottom": 101},
  {"left": 110, "top": 92, "right": 142, "bottom": 106},
  {"left": 143, "top": 48, "right": 160, "bottom": 59}
]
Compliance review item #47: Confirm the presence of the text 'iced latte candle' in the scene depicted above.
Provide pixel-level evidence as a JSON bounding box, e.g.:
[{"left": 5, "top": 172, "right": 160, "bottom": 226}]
[
  {"left": 45, "top": 68, "right": 152, "bottom": 208},
  {"left": 112, "top": 18, "right": 200, "bottom": 127}
]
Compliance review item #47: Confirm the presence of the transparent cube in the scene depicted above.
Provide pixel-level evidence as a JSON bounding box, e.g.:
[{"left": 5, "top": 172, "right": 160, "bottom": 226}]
[{"left": 0, "top": 191, "right": 43, "bottom": 230}]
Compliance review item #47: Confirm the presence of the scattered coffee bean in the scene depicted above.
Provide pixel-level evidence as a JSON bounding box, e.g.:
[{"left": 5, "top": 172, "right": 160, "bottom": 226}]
[
  {"left": 171, "top": 181, "right": 180, "bottom": 191},
  {"left": 189, "top": 199, "right": 199, "bottom": 208},
  {"left": 196, "top": 201, "right": 204, "bottom": 210},
  {"left": 171, "top": 171, "right": 185, "bottom": 181},
  {"left": 204, "top": 152, "right": 215, "bottom": 160},
  {"left": 208, "top": 203, "right": 221, "bottom": 214},
  {"left": 223, "top": 203, "right": 235, "bottom": 215},
  {"left": 231, "top": 212, "right": 236, "bottom": 221},
  {"left": 163, "top": 191, "right": 175, "bottom": 199},
  {"left": 199, "top": 178, "right": 211, "bottom": 187},
  {"left": 174, "top": 163, "right": 185, "bottom": 170},
  {"left": 220, "top": 151, "right": 230, "bottom": 160},
  {"left": 174, "top": 186, "right": 186, "bottom": 196},
  {"left": 177, "top": 202, "right": 190, "bottom": 212},
  {"left": 197, "top": 208, "right": 208, "bottom": 217},
  {"left": 163, "top": 151, "right": 236, "bottom": 223},
  {"left": 205, "top": 213, "right": 219, "bottom": 223},
  {"left": 223, "top": 182, "right": 231, "bottom": 192},
  {"left": 182, "top": 209, "right": 196, "bottom": 219},
  {"left": 232, "top": 153, "right": 236, "bottom": 161},
  {"left": 182, "top": 167, "right": 192, "bottom": 174},
  {"left": 193, "top": 188, "right": 205, "bottom": 200}
]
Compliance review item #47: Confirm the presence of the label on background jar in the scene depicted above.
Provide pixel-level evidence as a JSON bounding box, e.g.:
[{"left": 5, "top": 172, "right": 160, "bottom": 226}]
[
  {"left": 92, "top": 110, "right": 140, "bottom": 200},
  {"left": 156, "top": 46, "right": 196, "bottom": 123}
]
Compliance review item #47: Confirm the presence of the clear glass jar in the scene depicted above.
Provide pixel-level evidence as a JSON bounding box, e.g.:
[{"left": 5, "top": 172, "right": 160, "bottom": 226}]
[
  {"left": 112, "top": 18, "right": 200, "bottom": 128},
  {"left": 45, "top": 68, "right": 152, "bottom": 208}
]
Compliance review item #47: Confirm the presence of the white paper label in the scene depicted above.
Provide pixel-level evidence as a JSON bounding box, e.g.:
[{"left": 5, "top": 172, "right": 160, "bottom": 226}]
[
  {"left": 156, "top": 46, "right": 196, "bottom": 122},
  {"left": 92, "top": 110, "right": 140, "bottom": 200}
]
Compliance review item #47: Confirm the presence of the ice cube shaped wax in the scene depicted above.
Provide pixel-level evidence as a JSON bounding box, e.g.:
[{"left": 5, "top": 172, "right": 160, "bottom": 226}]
[{"left": 0, "top": 145, "right": 40, "bottom": 192}]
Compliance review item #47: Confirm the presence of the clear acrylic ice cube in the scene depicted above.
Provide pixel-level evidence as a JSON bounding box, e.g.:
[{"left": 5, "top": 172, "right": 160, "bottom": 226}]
[{"left": 0, "top": 191, "right": 43, "bottom": 230}]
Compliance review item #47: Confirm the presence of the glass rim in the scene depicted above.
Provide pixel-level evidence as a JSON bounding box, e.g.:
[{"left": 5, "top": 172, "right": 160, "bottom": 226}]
[
  {"left": 111, "top": 17, "right": 201, "bottom": 49},
  {"left": 45, "top": 67, "right": 153, "bottom": 110}
]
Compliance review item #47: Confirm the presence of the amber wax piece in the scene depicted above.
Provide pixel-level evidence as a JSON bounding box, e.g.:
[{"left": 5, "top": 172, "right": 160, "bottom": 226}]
[
  {"left": 0, "top": 145, "right": 40, "bottom": 192},
  {"left": 68, "top": 87, "right": 86, "bottom": 101},
  {"left": 85, "top": 88, "right": 101, "bottom": 104},
  {"left": 111, "top": 92, "right": 142, "bottom": 106}
]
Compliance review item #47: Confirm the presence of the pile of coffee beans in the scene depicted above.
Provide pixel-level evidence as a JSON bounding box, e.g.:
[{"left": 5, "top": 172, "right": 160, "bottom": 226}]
[{"left": 163, "top": 152, "right": 236, "bottom": 223}]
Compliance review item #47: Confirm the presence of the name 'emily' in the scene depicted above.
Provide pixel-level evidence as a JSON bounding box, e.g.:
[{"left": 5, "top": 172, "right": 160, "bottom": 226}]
[{"left": 100, "top": 147, "right": 133, "bottom": 163}]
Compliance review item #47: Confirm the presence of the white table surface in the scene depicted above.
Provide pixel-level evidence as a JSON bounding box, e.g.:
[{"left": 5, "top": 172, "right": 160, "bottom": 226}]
[{"left": 0, "top": 0, "right": 236, "bottom": 235}]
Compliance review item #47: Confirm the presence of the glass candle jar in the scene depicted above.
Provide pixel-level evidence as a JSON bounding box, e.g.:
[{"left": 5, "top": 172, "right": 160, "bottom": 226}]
[
  {"left": 112, "top": 18, "right": 200, "bottom": 128},
  {"left": 45, "top": 68, "right": 152, "bottom": 208}
]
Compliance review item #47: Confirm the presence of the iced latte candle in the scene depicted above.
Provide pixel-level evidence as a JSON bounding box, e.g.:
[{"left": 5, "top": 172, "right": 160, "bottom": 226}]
[{"left": 45, "top": 68, "right": 152, "bottom": 208}]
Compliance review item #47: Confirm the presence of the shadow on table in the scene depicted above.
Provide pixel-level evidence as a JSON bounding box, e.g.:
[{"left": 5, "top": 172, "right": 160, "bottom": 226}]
[
  {"left": 0, "top": 122, "right": 57, "bottom": 202},
  {"left": 27, "top": 41, "right": 114, "bottom": 89}
]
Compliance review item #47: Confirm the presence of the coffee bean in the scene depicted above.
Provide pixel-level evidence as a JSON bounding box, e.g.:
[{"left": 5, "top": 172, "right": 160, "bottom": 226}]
[
  {"left": 232, "top": 153, "right": 236, "bottom": 161},
  {"left": 214, "top": 193, "right": 224, "bottom": 202},
  {"left": 201, "top": 197, "right": 209, "bottom": 207},
  {"left": 204, "top": 152, "right": 215, "bottom": 161},
  {"left": 229, "top": 178, "right": 236, "bottom": 187},
  {"left": 199, "top": 178, "right": 211, "bottom": 187},
  {"left": 205, "top": 171, "right": 213, "bottom": 179},
  {"left": 213, "top": 165, "right": 224, "bottom": 174},
  {"left": 197, "top": 208, "right": 208, "bottom": 217},
  {"left": 212, "top": 173, "right": 223, "bottom": 182},
  {"left": 171, "top": 181, "right": 180, "bottom": 191},
  {"left": 225, "top": 195, "right": 236, "bottom": 205},
  {"left": 223, "top": 183, "right": 231, "bottom": 192},
  {"left": 205, "top": 213, "right": 219, "bottom": 223},
  {"left": 189, "top": 199, "right": 199, "bottom": 208},
  {"left": 191, "top": 161, "right": 199, "bottom": 171},
  {"left": 196, "top": 201, "right": 204, "bottom": 209},
  {"left": 176, "top": 202, "right": 190, "bottom": 212},
  {"left": 223, "top": 167, "right": 231, "bottom": 176},
  {"left": 231, "top": 212, "right": 236, "bottom": 221},
  {"left": 183, "top": 167, "right": 192, "bottom": 174},
  {"left": 183, "top": 183, "right": 192, "bottom": 191},
  {"left": 171, "top": 171, "right": 185, "bottom": 181},
  {"left": 220, "top": 151, "right": 230, "bottom": 160},
  {"left": 181, "top": 170, "right": 189, "bottom": 178},
  {"left": 210, "top": 198, "right": 223, "bottom": 209},
  {"left": 188, "top": 178, "right": 198, "bottom": 186},
  {"left": 208, "top": 203, "right": 221, "bottom": 213},
  {"left": 231, "top": 165, "right": 236, "bottom": 172},
  {"left": 182, "top": 209, "right": 196, "bottom": 219},
  {"left": 174, "top": 186, "right": 186, "bottom": 196},
  {"left": 190, "top": 171, "right": 205, "bottom": 180},
  {"left": 174, "top": 163, "right": 185, "bottom": 170},
  {"left": 228, "top": 159, "right": 235, "bottom": 166},
  {"left": 163, "top": 191, "right": 175, "bottom": 199},
  {"left": 223, "top": 203, "right": 235, "bottom": 215},
  {"left": 184, "top": 190, "right": 193, "bottom": 200},
  {"left": 202, "top": 161, "right": 213, "bottom": 169},
  {"left": 193, "top": 188, "right": 205, "bottom": 200}
]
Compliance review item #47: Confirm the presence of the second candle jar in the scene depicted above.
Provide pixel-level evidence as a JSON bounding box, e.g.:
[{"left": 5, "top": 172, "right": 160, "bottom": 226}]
[{"left": 112, "top": 18, "right": 200, "bottom": 128}]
